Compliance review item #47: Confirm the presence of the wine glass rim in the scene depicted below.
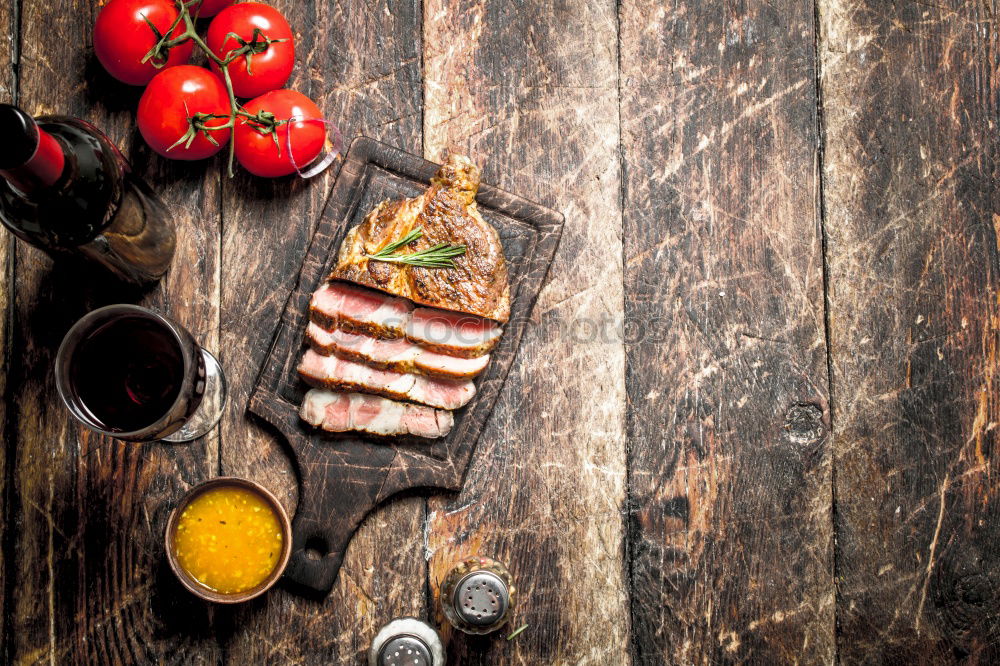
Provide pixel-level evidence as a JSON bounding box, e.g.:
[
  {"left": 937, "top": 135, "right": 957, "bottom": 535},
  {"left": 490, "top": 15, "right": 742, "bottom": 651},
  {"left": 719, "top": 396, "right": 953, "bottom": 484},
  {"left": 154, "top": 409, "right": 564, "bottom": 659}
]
[{"left": 54, "top": 304, "right": 197, "bottom": 441}]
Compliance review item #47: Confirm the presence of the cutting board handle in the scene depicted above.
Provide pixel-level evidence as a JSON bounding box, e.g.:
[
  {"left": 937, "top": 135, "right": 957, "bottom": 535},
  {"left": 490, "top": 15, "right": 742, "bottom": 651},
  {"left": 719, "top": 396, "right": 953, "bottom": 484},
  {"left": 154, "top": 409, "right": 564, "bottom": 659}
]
[
  {"left": 282, "top": 491, "right": 366, "bottom": 597},
  {"left": 284, "top": 527, "right": 347, "bottom": 597},
  {"left": 278, "top": 434, "right": 398, "bottom": 597}
]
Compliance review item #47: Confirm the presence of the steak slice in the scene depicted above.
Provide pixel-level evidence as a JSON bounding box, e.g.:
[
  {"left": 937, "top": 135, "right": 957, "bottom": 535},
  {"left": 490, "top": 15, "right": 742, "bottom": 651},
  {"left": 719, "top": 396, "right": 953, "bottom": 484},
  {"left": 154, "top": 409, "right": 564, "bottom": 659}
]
[
  {"left": 310, "top": 281, "right": 502, "bottom": 358},
  {"left": 306, "top": 322, "right": 491, "bottom": 380},
  {"left": 309, "top": 281, "right": 412, "bottom": 339},
  {"left": 405, "top": 307, "right": 503, "bottom": 358},
  {"left": 329, "top": 154, "right": 511, "bottom": 323},
  {"left": 297, "top": 349, "right": 476, "bottom": 410},
  {"left": 300, "top": 389, "right": 453, "bottom": 438}
]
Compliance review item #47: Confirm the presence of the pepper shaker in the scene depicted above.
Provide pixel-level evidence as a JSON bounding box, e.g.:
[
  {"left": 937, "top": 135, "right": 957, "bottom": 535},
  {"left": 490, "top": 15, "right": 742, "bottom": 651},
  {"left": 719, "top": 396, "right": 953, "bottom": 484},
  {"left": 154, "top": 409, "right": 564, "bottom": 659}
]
[
  {"left": 368, "top": 617, "right": 445, "bottom": 666},
  {"left": 440, "top": 556, "right": 516, "bottom": 635}
]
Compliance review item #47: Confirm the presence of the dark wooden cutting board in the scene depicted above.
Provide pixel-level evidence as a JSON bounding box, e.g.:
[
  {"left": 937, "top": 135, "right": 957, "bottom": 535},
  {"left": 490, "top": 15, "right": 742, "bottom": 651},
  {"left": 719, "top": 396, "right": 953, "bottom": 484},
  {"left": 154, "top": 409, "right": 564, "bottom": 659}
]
[{"left": 249, "top": 138, "right": 563, "bottom": 597}]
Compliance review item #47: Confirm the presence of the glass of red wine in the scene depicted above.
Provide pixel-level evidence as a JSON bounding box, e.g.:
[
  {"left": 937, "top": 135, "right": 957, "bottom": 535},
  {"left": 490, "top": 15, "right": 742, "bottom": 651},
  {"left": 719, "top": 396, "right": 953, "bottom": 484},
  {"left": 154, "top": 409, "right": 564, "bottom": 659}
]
[{"left": 55, "top": 305, "right": 226, "bottom": 442}]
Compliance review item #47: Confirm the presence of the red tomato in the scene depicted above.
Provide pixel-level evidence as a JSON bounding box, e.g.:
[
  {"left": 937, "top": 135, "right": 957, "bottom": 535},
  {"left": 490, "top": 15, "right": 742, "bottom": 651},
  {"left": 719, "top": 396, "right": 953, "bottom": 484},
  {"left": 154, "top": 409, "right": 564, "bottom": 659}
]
[
  {"left": 206, "top": 3, "right": 295, "bottom": 98},
  {"left": 93, "top": 0, "right": 193, "bottom": 86},
  {"left": 138, "top": 66, "right": 232, "bottom": 160},
  {"left": 190, "top": 0, "right": 234, "bottom": 17},
  {"left": 235, "top": 90, "right": 325, "bottom": 177}
]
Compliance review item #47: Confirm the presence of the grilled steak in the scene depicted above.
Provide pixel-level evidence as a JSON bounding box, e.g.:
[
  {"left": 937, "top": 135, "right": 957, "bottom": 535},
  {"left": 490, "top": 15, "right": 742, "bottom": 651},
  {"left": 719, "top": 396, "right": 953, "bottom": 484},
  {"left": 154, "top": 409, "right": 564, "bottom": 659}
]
[
  {"left": 297, "top": 349, "right": 476, "bottom": 410},
  {"left": 296, "top": 154, "right": 511, "bottom": 438},
  {"left": 310, "top": 281, "right": 502, "bottom": 358},
  {"left": 300, "top": 389, "right": 453, "bottom": 438},
  {"left": 310, "top": 280, "right": 412, "bottom": 339},
  {"left": 405, "top": 307, "right": 503, "bottom": 359},
  {"left": 329, "top": 154, "right": 511, "bottom": 323},
  {"left": 306, "top": 322, "right": 490, "bottom": 380}
]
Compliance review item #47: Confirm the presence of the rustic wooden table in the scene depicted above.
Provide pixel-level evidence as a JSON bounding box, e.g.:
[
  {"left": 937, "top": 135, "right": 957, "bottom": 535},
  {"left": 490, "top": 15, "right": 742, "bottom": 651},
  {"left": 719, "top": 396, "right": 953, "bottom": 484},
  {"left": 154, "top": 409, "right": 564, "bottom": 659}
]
[{"left": 1, "top": 1, "right": 997, "bottom": 664}]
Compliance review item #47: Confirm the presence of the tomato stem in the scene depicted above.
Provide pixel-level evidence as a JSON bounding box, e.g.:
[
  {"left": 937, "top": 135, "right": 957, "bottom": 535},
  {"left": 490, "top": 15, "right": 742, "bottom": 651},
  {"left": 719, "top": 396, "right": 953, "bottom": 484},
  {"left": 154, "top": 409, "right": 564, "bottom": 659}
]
[
  {"left": 221, "top": 67, "right": 238, "bottom": 177},
  {"left": 142, "top": 1, "right": 252, "bottom": 176},
  {"left": 145, "top": 0, "right": 331, "bottom": 178},
  {"left": 139, "top": 9, "right": 184, "bottom": 66}
]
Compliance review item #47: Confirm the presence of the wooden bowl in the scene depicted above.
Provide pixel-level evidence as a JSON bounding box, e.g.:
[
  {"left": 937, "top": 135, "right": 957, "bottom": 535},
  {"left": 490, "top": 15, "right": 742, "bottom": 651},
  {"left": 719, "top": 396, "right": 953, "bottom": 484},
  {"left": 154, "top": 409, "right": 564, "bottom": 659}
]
[{"left": 165, "top": 477, "right": 292, "bottom": 604}]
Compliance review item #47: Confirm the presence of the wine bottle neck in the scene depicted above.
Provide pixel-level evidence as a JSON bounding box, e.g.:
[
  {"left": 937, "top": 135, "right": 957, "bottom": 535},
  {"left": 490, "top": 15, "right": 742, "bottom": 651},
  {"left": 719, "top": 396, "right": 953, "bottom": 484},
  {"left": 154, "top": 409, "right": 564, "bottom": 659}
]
[{"left": 0, "top": 105, "right": 67, "bottom": 194}]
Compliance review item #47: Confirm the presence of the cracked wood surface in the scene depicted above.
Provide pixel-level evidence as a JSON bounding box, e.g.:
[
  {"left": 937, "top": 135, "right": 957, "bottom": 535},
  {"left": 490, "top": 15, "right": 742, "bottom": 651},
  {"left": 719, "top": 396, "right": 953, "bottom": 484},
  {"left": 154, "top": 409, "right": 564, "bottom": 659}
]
[
  {"left": 820, "top": 0, "right": 1000, "bottom": 662},
  {"left": 421, "top": 1, "right": 628, "bottom": 664},
  {"left": 0, "top": 0, "right": 11, "bottom": 655},
  {"left": 216, "top": 2, "right": 427, "bottom": 662},
  {"left": 7, "top": 1, "right": 221, "bottom": 663},
  {"left": 621, "top": 1, "right": 835, "bottom": 663},
  {"left": 2, "top": 1, "right": 998, "bottom": 664}
]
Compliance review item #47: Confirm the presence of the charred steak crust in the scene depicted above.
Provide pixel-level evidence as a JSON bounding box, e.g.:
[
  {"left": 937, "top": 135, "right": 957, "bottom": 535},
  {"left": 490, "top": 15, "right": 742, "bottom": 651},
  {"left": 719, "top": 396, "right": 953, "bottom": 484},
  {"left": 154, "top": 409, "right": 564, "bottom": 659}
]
[{"left": 329, "top": 154, "right": 511, "bottom": 323}]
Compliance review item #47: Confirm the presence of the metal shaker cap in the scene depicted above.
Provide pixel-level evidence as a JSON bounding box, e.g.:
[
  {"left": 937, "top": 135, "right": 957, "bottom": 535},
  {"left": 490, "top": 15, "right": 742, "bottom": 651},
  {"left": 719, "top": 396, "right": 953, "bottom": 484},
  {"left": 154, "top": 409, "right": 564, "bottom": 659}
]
[
  {"left": 377, "top": 634, "right": 432, "bottom": 666},
  {"left": 453, "top": 571, "right": 509, "bottom": 626},
  {"left": 440, "top": 556, "right": 516, "bottom": 635},
  {"left": 368, "top": 617, "right": 444, "bottom": 666}
]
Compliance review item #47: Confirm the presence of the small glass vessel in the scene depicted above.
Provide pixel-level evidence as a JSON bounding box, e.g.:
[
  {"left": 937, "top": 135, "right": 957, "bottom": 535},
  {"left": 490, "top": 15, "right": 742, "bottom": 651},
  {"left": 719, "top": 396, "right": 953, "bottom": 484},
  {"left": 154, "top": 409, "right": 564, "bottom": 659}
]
[
  {"left": 368, "top": 617, "right": 445, "bottom": 666},
  {"left": 55, "top": 304, "right": 226, "bottom": 442},
  {"left": 440, "top": 555, "right": 516, "bottom": 635}
]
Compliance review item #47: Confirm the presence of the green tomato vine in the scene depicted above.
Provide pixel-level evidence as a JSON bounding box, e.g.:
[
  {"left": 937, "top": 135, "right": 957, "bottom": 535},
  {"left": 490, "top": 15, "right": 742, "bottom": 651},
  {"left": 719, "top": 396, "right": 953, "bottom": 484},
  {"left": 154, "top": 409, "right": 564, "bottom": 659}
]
[{"left": 142, "top": 0, "right": 291, "bottom": 176}]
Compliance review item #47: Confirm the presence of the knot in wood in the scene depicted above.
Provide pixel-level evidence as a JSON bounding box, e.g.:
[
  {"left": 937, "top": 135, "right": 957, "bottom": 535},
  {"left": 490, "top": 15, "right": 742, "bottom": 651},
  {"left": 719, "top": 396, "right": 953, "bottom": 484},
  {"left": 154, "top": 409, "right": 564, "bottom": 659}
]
[
  {"left": 933, "top": 543, "right": 1000, "bottom": 654},
  {"left": 782, "top": 403, "right": 825, "bottom": 445}
]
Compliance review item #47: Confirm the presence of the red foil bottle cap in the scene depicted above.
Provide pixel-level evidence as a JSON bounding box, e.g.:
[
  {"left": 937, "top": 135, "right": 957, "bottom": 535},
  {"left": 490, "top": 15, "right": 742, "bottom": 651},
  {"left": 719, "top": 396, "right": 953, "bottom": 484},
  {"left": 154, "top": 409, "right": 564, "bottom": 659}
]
[{"left": 0, "top": 104, "right": 65, "bottom": 191}]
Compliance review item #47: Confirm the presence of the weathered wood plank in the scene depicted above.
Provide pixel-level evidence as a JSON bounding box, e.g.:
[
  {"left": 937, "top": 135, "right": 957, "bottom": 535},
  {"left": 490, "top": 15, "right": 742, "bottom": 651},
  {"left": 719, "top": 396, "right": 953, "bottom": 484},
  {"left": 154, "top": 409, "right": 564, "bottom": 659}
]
[
  {"left": 0, "top": 0, "right": 14, "bottom": 657},
  {"left": 621, "top": 1, "right": 835, "bottom": 662},
  {"left": 8, "top": 1, "right": 220, "bottom": 662},
  {"left": 422, "top": 2, "right": 628, "bottom": 663},
  {"left": 218, "top": 1, "right": 426, "bottom": 662},
  {"left": 0, "top": 0, "right": 12, "bottom": 100},
  {"left": 819, "top": 0, "right": 1000, "bottom": 661}
]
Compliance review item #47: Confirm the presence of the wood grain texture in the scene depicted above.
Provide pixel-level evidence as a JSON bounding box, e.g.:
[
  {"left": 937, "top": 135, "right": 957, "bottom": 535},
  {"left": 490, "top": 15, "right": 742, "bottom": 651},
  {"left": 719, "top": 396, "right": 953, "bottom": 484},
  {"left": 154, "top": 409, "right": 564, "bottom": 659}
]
[
  {"left": 7, "top": 0, "right": 220, "bottom": 662},
  {"left": 0, "top": 0, "right": 13, "bottom": 657},
  {"left": 6, "top": 1, "right": 998, "bottom": 661},
  {"left": 621, "top": 1, "right": 835, "bottom": 663},
  {"left": 422, "top": 1, "right": 629, "bottom": 663},
  {"left": 0, "top": 0, "right": 12, "bottom": 101},
  {"left": 819, "top": 0, "right": 1000, "bottom": 662},
  {"left": 217, "top": 1, "right": 428, "bottom": 662}
]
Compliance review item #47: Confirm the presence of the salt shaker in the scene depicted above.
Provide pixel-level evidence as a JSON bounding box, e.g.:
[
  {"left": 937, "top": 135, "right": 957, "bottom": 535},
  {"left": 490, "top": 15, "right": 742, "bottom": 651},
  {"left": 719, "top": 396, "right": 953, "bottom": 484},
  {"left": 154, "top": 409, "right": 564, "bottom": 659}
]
[
  {"left": 440, "top": 556, "right": 516, "bottom": 635},
  {"left": 368, "top": 617, "right": 445, "bottom": 666}
]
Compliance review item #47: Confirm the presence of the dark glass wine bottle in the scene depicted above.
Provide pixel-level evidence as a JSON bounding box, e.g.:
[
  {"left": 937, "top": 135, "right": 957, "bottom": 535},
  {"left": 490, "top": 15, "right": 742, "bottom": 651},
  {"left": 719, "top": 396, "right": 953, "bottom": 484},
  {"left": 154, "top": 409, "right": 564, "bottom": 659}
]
[{"left": 0, "top": 104, "right": 175, "bottom": 284}]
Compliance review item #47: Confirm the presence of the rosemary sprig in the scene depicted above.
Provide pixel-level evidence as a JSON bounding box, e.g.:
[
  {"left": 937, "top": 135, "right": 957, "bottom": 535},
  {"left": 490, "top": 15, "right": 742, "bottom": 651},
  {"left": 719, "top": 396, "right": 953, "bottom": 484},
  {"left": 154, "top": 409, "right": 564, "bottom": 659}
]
[
  {"left": 371, "top": 227, "right": 423, "bottom": 256},
  {"left": 366, "top": 227, "right": 467, "bottom": 269}
]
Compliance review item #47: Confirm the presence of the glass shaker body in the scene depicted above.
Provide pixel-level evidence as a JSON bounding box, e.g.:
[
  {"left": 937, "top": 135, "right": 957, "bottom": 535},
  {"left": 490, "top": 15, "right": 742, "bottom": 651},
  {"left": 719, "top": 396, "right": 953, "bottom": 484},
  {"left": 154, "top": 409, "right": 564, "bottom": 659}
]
[{"left": 440, "top": 556, "right": 516, "bottom": 635}]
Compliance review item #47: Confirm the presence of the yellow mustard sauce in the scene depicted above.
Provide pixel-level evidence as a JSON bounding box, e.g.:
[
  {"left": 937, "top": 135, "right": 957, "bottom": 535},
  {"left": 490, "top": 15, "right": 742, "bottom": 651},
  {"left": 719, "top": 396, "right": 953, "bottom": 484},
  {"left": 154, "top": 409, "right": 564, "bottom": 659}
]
[{"left": 173, "top": 486, "right": 284, "bottom": 595}]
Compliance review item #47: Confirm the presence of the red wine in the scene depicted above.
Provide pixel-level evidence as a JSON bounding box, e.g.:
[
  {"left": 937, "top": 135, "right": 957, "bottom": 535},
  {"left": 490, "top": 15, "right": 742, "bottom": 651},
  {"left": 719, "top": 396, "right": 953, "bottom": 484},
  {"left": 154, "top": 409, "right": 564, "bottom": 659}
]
[
  {"left": 69, "top": 314, "right": 185, "bottom": 433},
  {"left": 56, "top": 305, "right": 221, "bottom": 442},
  {"left": 0, "top": 104, "right": 175, "bottom": 284}
]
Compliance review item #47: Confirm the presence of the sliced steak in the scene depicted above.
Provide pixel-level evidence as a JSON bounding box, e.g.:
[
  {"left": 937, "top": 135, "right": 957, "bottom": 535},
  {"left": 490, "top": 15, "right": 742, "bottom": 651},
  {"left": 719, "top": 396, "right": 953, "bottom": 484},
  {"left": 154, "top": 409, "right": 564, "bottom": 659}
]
[
  {"left": 300, "top": 389, "right": 453, "bottom": 438},
  {"left": 310, "top": 281, "right": 501, "bottom": 358},
  {"left": 404, "top": 307, "right": 503, "bottom": 358},
  {"left": 306, "top": 322, "right": 491, "bottom": 380},
  {"left": 309, "top": 281, "right": 412, "bottom": 339},
  {"left": 297, "top": 349, "right": 475, "bottom": 410}
]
